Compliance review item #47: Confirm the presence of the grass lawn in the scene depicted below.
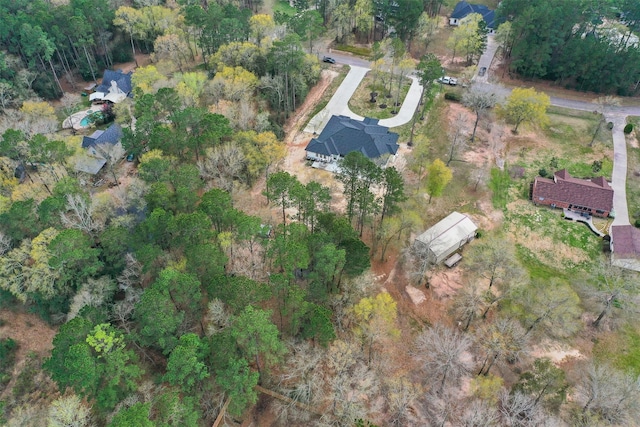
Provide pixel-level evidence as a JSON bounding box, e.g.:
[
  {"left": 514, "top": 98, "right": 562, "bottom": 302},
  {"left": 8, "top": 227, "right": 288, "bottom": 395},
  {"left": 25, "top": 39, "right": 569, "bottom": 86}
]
[
  {"left": 593, "top": 325, "right": 640, "bottom": 376},
  {"left": 348, "top": 71, "right": 413, "bottom": 120},
  {"left": 626, "top": 145, "right": 640, "bottom": 225},
  {"left": 508, "top": 107, "right": 614, "bottom": 183},
  {"left": 273, "top": 0, "right": 295, "bottom": 15}
]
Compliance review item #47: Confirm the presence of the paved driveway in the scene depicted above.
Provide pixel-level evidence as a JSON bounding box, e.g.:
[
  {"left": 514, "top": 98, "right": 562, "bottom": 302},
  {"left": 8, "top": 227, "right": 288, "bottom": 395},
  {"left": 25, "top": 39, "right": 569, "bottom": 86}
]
[
  {"left": 305, "top": 64, "right": 423, "bottom": 134},
  {"left": 379, "top": 76, "right": 422, "bottom": 128},
  {"left": 304, "top": 66, "right": 368, "bottom": 134},
  {"left": 606, "top": 113, "right": 631, "bottom": 226},
  {"left": 473, "top": 34, "right": 498, "bottom": 83}
]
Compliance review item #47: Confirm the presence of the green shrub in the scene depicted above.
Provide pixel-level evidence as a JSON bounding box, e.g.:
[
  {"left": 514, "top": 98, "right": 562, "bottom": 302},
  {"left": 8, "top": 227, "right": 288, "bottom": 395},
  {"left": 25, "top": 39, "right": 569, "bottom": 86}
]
[
  {"left": 444, "top": 91, "right": 461, "bottom": 102},
  {"left": 592, "top": 160, "right": 602, "bottom": 173},
  {"left": 624, "top": 123, "right": 634, "bottom": 134},
  {"left": 635, "top": 218, "right": 640, "bottom": 228},
  {"left": 538, "top": 168, "right": 548, "bottom": 177}
]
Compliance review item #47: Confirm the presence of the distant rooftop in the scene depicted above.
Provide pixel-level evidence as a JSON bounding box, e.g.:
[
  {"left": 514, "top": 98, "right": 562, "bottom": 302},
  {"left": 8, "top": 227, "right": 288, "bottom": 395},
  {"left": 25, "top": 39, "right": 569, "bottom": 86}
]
[{"left": 451, "top": 1, "right": 497, "bottom": 28}]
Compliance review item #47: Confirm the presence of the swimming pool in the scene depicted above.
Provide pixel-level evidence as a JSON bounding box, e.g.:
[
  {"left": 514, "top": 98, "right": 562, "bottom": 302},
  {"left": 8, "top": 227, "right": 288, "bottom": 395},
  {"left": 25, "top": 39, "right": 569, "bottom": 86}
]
[{"left": 79, "top": 111, "right": 104, "bottom": 127}]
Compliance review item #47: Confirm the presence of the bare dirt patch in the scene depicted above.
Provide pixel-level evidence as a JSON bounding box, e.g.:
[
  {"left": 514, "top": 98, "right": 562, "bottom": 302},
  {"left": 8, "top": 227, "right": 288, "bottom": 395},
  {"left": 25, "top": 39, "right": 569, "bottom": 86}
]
[
  {"left": 0, "top": 309, "right": 56, "bottom": 399},
  {"left": 278, "top": 69, "right": 351, "bottom": 213},
  {"left": 283, "top": 69, "right": 339, "bottom": 145},
  {"left": 427, "top": 268, "right": 464, "bottom": 300},
  {"left": 530, "top": 340, "right": 586, "bottom": 365}
]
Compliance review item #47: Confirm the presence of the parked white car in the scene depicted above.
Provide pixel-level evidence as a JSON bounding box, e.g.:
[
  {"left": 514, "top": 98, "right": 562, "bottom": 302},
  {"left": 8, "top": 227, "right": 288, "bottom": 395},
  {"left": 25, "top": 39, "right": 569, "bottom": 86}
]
[{"left": 438, "top": 76, "right": 458, "bottom": 86}]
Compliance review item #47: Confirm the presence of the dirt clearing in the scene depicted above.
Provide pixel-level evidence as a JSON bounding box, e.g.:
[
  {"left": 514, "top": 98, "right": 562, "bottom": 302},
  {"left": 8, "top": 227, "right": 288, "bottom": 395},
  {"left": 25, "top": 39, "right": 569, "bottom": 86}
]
[{"left": 0, "top": 309, "right": 56, "bottom": 399}]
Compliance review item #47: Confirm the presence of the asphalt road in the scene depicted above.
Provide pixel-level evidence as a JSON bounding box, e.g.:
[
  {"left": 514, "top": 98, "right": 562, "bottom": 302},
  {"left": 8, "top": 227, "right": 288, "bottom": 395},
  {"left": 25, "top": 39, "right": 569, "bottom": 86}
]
[
  {"left": 320, "top": 51, "right": 370, "bottom": 68},
  {"left": 317, "top": 47, "right": 638, "bottom": 226}
]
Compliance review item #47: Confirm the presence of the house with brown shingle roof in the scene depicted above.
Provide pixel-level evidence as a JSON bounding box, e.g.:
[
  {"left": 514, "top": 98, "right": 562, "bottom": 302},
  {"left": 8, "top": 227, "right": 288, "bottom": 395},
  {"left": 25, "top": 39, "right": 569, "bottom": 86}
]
[
  {"left": 611, "top": 225, "right": 640, "bottom": 272},
  {"left": 531, "top": 169, "right": 614, "bottom": 217}
]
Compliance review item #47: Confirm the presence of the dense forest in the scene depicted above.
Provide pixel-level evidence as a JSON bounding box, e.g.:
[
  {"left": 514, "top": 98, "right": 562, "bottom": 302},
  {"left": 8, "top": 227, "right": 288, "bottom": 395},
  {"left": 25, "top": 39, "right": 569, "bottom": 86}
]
[
  {"left": 497, "top": 0, "right": 640, "bottom": 94},
  {"left": 0, "top": 0, "right": 640, "bottom": 426}
]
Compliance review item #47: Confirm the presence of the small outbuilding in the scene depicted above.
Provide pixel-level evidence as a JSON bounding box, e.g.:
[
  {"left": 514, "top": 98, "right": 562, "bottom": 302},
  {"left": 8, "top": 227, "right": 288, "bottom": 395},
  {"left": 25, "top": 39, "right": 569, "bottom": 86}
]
[
  {"left": 610, "top": 225, "right": 640, "bottom": 272},
  {"left": 414, "top": 211, "right": 478, "bottom": 265}
]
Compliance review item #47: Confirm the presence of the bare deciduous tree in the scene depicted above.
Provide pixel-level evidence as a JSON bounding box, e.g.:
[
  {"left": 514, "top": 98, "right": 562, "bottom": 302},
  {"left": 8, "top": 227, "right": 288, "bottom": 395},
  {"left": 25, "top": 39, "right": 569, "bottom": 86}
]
[
  {"left": 197, "top": 144, "right": 246, "bottom": 192},
  {"left": 579, "top": 263, "right": 637, "bottom": 329},
  {"left": 403, "top": 241, "right": 431, "bottom": 287},
  {"left": 591, "top": 96, "right": 621, "bottom": 146},
  {"left": 471, "top": 164, "right": 489, "bottom": 191},
  {"left": 273, "top": 340, "right": 325, "bottom": 423},
  {"left": 385, "top": 378, "right": 421, "bottom": 427},
  {"left": 323, "top": 339, "right": 380, "bottom": 426},
  {"left": 458, "top": 399, "right": 500, "bottom": 426},
  {"left": 463, "top": 84, "right": 499, "bottom": 143},
  {"left": 466, "top": 237, "right": 526, "bottom": 289},
  {"left": 0, "top": 232, "right": 11, "bottom": 255},
  {"left": 48, "top": 394, "right": 92, "bottom": 427},
  {"left": 205, "top": 299, "right": 232, "bottom": 336},
  {"left": 498, "top": 390, "right": 546, "bottom": 426},
  {"left": 68, "top": 276, "right": 117, "bottom": 320},
  {"left": 575, "top": 363, "right": 640, "bottom": 424},
  {"left": 447, "top": 114, "right": 469, "bottom": 166},
  {"left": 451, "top": 282, "right": 486, "bottom": 331},
  {"left": 415, "top": 323, "right": 473, "bottom": 393},
  {"left": 514, "top": 278, "right": 582, "bottom": 338},
  {"left": 477, "top": 318, "right": 528, "bottom": 376},
  {"left": 60, "top": 194, "right": 103, "bottom": 237},
  {"left": 93, "top": 141, "right": 125, "bottom": 186}
]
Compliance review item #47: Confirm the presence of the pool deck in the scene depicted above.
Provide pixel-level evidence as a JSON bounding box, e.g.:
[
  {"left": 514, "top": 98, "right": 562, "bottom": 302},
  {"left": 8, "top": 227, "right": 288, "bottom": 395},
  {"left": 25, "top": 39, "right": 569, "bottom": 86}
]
[{"left": 62, "top": 105, "right": 103, "bottom": 130}]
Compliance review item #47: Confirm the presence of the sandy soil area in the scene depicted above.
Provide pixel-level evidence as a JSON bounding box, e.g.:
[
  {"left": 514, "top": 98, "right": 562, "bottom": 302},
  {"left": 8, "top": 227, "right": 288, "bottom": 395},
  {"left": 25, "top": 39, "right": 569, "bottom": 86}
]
[{"left": 0, "top": 310, "right": 57, "bottom": 400}]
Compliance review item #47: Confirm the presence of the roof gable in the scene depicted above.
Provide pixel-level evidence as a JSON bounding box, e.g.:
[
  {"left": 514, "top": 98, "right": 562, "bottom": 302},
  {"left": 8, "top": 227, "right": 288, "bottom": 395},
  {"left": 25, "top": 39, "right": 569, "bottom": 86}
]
[
  {"left": 415, "top": 212, "right": 478, "bottom": 257},
  {"left": 95, "top": 69, "right": 133, "bottom": 95},
  {"left": 81, "top": 124, "right": 123, "bottom": 148},
  {"left": 533, "top": 169, "right": 613, "bottom": 212},
  {"left": 450, "top": 1, "right": 496, "bottom": 27},
  {"left": 305, "top": 115, "right": 399, "bottom": 160}
]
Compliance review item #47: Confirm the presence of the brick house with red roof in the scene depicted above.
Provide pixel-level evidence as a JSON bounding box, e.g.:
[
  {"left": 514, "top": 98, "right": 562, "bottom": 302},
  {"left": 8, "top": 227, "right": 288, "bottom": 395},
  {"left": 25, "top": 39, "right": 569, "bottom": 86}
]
[{"left": 531, "top": 169, "right": 614, "bottom": 217}]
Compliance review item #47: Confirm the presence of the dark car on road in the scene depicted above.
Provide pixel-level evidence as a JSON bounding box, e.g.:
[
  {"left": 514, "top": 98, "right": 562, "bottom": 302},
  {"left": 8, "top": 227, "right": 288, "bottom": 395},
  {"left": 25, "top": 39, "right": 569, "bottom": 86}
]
[
  {"left": 322, "top": 56, "right": 336, "bottom": 64},
  {"left": 478, "top": 67, "right": 487, "bottom": 76}
]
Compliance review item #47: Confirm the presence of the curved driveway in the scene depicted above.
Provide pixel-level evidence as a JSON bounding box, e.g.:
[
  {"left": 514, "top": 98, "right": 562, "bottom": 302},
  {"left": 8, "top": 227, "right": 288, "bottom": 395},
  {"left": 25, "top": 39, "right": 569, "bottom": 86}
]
[
  {"left": 473, "top": 41, "right": 640, "bottom": 228},
  {"left": 304, "top": 55, "right": 424, "bottom": 133},
  {"left": 308, "top": 51, "right": 639, "bottom": 226}
]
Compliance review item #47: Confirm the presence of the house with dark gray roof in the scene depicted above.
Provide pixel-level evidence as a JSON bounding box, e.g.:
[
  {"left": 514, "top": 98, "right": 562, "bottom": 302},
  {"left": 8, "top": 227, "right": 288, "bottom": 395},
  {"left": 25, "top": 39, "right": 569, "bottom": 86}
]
[
  {"left": 449, "top": 1, "right": 497, "bottom": 32},
  {"left": 305, "top": 115, "right": 399, "bottom": 169},
  {"left": 75, "top": 123, "right": 124, "bottom": 175},
  {"left": 531, "top": 169, "right": 614, "bottom": 217},
  {"left": 89, "top": 69, "right": 133, "bottom": 104},
  {"left": 81, "top": 123, "right": 123, "bottom": 150},
  {"left": 611, "top": 225, "right": 640, "bottom": 272}
]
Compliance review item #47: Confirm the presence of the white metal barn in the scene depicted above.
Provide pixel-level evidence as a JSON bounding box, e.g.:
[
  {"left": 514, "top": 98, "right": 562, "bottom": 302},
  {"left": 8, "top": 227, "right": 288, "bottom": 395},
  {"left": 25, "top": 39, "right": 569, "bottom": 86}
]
[{"left": 414, "top": 212, "right": 478, "bottom": 265}]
